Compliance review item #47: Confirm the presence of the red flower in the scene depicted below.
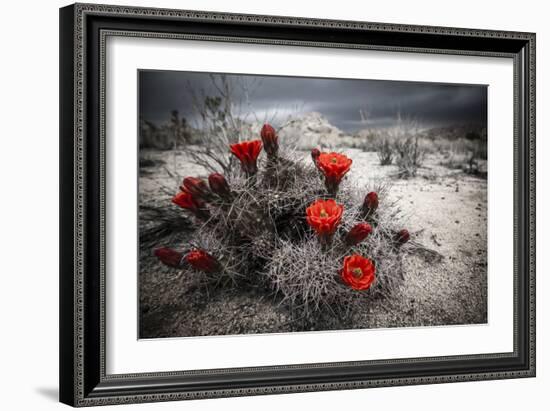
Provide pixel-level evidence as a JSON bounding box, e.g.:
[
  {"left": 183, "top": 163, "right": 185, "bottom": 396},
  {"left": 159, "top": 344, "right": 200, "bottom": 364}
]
[
  {"left": 340, "top": 254, "right": 376, "bottom": 291},
  {"left": 172, "top": 191, "right": 202, "bottom": 211},
  {"left": 172, "top": 191, "right": 200, "bottom": 210},
  {"left": 181, "top": 177, "right": 212, "bottom": 201},
  {"left": 154, "top": 247, "right": 183, "bottom": 268},
  {"left": 185, "top": 249, "right": 220, "bottom": 273},
  {"left": 172, "top": 191, "right": 208, "bottom": 219},
  {"left": 306, "top": 199, "right": 344, "bottom": 239},
  {"left": 260, "top": 124, "right": 278, "bottom": 157},
  {"left": 230, "top": 139, "right": 263, "bottom": 174},
  {"left": 395, "top": 229, "right": 410, "bottom": 244},
  {"left": 208, "top": 172, "right": 231, "bottom": 199},
  {"left": 345, "top": 223, "right": 373, "bottom": 246},
  {"left": 362, "top": 191, "right": 379, "bottom": 217},
  {"left": 316, "top": 152, "right": 352, "bottom": 194}
]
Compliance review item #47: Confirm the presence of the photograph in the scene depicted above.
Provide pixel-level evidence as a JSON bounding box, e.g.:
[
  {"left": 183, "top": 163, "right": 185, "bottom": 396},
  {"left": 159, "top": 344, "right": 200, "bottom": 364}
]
[
  {"left": 55, "top": 2, "right": 537, "bottom": 406},
  {"left": 138, "top": 70, "right": 488, "bottom": 339}
]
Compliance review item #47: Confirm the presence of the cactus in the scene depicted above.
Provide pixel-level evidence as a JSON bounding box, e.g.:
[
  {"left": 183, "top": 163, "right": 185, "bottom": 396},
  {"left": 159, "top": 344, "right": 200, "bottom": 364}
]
[{"left": 154, "top": 123, "right": 414, "bottom": 322}]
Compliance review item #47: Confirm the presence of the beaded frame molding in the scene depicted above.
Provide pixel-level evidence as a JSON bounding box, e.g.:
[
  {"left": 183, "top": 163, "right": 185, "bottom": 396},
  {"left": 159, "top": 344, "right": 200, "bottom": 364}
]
[{"left": 59, "top": 3, "right": 536, "bottom": 407}]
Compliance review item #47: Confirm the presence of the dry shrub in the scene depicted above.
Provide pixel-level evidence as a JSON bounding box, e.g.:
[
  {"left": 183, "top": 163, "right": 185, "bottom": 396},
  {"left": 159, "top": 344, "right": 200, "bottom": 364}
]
[
  {"left": 184, "top": 74, "right": 300, "bottom": 174},
  {"left": 376, "top": 138, "right": 394, "bottom": 165},
  {"left": 371, "top": 115, "right": 426, "bottom": 175},
  {"left": 393, "top": 135, "right": 425, "bottom": 178}
]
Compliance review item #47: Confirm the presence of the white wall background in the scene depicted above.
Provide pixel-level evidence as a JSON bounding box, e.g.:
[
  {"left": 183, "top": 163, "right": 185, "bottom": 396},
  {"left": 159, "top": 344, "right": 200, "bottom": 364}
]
[{"left": 0, "top": 0, "right": 545, "bottom": 409}]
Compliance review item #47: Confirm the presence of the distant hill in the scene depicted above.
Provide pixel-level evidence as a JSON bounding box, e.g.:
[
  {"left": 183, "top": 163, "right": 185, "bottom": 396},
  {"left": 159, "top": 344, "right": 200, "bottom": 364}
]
[{"left": 278, "top": 112, "right": 357, "bottom": 150}]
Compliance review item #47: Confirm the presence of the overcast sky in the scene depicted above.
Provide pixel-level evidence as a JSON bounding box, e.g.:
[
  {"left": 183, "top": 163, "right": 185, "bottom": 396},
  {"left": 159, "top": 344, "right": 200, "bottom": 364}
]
[{"left": 139, "top": 70, "right": 487, "bottom": 132}]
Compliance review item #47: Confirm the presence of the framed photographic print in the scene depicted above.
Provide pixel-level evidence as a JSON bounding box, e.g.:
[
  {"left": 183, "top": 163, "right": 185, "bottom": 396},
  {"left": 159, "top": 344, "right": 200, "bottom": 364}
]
[{"left": 59, "top": 3, "right": 536, "bottom": 407}]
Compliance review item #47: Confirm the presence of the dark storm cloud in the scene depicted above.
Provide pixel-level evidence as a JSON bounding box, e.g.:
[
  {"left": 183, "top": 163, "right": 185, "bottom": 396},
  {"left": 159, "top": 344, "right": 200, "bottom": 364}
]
[{"left": 139, "top": 70, "right": 487, "bottom": 132}]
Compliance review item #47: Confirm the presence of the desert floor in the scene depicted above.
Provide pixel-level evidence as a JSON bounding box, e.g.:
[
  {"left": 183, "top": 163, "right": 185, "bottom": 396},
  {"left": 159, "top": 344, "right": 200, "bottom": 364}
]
[{"left": 138, "top": 148, "right": 487, "bottom": 338}]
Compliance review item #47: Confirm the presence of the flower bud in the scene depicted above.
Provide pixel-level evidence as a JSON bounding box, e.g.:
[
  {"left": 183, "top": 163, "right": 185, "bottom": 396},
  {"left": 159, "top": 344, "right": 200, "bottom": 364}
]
[
  {"left": 395, "top": 229, "right": 410, "bottom": 244},
  {"left": 362, "top": 191, "right": 379, "bottom": 217},
  {"left": 345, "top": 223, "right": 373, "bottom": 246},
  {"left": 185, "top": 249, "right": 220, "bottom": 273},
  {"left": 260, "top": 124, "right": 278, "bottom": 157},
  {"left": 181, "top": 177, "right": 212, "bottom": 201},
  {"left": 172, "top": 191, "right": 209, "bottom": 220},
  {"left": 173, "top": 191, "right": 201, "bottom": 210},
  {"left": 208, "top": 173, "right": 231, "bottom": 199},
  {"left": 311, "top": 148, "right": 321, "bottom": 168},
  {"left": 154, "top": 247, "right": 184, "bottom": 268}
]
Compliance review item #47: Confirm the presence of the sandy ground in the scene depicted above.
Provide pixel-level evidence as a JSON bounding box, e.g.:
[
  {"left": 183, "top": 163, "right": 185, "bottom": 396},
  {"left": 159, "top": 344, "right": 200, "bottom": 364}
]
[{"left": 138, "top": 148, "right": 487, "bottom": 338}]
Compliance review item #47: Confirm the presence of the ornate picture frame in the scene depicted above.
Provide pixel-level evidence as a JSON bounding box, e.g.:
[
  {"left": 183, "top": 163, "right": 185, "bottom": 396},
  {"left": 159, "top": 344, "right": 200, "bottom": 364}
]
[{"left": 59, "top": 3, "right": 535, "bottom": 407}]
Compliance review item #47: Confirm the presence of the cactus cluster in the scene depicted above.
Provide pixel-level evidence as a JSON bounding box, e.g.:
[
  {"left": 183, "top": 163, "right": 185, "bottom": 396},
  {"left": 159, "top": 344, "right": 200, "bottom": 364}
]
[{"left": 154, "top": 124, "right": 412, "bottom": 321}]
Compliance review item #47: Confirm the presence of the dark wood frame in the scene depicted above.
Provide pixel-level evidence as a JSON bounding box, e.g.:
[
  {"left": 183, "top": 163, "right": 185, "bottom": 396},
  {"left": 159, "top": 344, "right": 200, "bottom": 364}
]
[{"left": 60, "top": 3, "right": 536, "bottom": 407}]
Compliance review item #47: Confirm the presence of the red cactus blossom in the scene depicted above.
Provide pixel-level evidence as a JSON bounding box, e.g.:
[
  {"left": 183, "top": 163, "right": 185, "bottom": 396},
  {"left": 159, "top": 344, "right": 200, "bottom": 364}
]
[
  {"left": 230, "top": 139, "right": 263, "bottom": 175},
  {"left": 316, "top": 152, "right": 353, "bottom": 194},
  {"left": 340, "top": 254, "right": 376, "bottom": 291},
  {"left": 345, "top": 222, "right": 373, "bottom": 246},
  {"left": 260, "top": 124, "right": 278, "bottom": 158},
  {"left": 362, "top": 191, "right": 379, "bottom": 218},
  {"left": 311, "top": 148, "right": 321, "bottom": 169},
  {"left": 154, "top": 247, "right": 183, "bottom": 268},
  {"left": 181, "top": 177, "right": 212, "bottom": 201},
  {"left": 172, "top": 191, "right": 208, "bottom": 219},
  {"left": 306, "top": 199, "right": 344, "bottom": 244},
  {"left": 208, "top": 172, "right": 231, "bottom": 199},
  {"left": 185, "top": 249, "right": 220, "bottom": 273},
  {"left": 172, "top": 191, "right": 200, "bottom": 210},
  {"left": 395, "top": 229, "right": 410, "bottom": 244}
]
